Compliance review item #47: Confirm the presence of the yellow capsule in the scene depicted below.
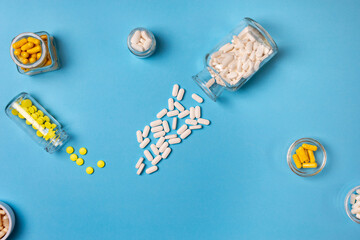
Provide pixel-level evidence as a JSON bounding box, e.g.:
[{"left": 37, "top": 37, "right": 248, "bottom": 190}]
[
  {"left": 40, "top": 35, "right": 48, "bottom": 40},
  {"left": 31, "top": 113, "right": 38, "bottom": 119},
  {"left": 79, "top": 147, "right": 87, "bottom": 155},
  {"left": 25, "top": 120, "right": 31, "bottom": 125},
  {"left": 296, "top": 147, "right": 309, "bottom": 163},
  {"left": 21, "top": 58, "right": 29, "bottom": 64},
  {"left": 43, "top": 116, "right": 50, "bottom": 122},
  {"left": 70, "top": 154, "right": 78, "bottom": 161},
  {"left": 86, "top": 167, "right": 94, "bottom": 175},
  {"left": 28, "top": 107, "right": 35, "bottom": 113},
  {"left": 97, "top": 160, "right": 105, "bottom": 168},
  {"left": 21, "top": 42, "right": 34, "bottom": 51},
  {"left": 45, "top": 122, "right": 52, "bottom": 129},
  {"left": 14, "top": 49, "right": 22, "bottom": 56},
  {"left": 31, "top": 53, "right": 37, "bottom": 58},
  {"left": 11, "top": 109, "right": 19, "bottom": 115},
  {"left": 76, "top": 158, "right": 84, "bottom": 166},
  {"left": 20, "top": 51, "right": 29, "bottom": 58},
  {"left": 27, "top": 36, "right": 41, "bottom": 45},
  {"left": 32, "top": 105, "right": 37, "bottom": 111},
  {"left": 44, "top": 59, "right": 52, "bottom": 66},
  {"left": 29, "top": 57, "right": 37, "bottom": 63},
  {"left": 36, "top": 52, "right": 42, "bottom": 60},
  {"left": 303, "top": 162, "right": 317, "bottom": 168},
  {"left": 36, "top": 118, "right": 44, "bottom": 124},
  {"left": 36, "top": 130, "right": 43, "bottom": 137},
  {"left": 12, "top": 38, "right": 28, "bottom": 49},
  {"left": 308, "top": 150, "right": 316, "bottom": 163},
  {"left": 27, "top": 45, "right": 41, "bottom": 54},
  {"left": 37, "top": 110, "right": 44, "bottom": 117},
  {"left": 292, "top": 154, "right": 302, "bottom": 169},
  {"left": 302, "top": 143, "right": 318, "bottom": 151},
  {"left": 66, "top": 146, "right": 74, "bottom": 154}
]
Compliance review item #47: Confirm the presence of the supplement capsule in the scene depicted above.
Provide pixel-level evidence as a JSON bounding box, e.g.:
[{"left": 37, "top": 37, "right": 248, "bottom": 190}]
[
  {"left": 192, "top": 93, "right": 204, "bottom": 103},
  {"left": 140, "top": 138, "right": 150, "bottom": 148},
  {"left": 195, "top": 105, "right": 202, "bottom": 118},
  {"left": 174, "top": 102, "right": 185, "bottom": 112},
  {"left": 180, "top": 129, "right": 192, "bottom": 139},
  {"left": 151, "top": 125, "right": 163, "bottom": 133},
  {"left": 169, "top": 138, "right": 181, "bottom": 144},
  {"left": 150, "top": 119, "right": 162, "bottom": 127},
  {"left": 296, "top": 147, "right": 308, "bottom": 163},
  {"left": 153, "top": 131, "right": 165, "bottom": 138},
  {"left": 136, "top": 130, "right": 143, "bottom": 143},
  {"left": 177, "top": 88, "right": 185, "bottom": 101},
  {"left": 135, "top": 157, "right": 144, "bottom": 168},
  {"left": 21, "top": 42, "right": 34, "bottom": 51},
  {"left": 142, "top": 125, "right": 150, "bottom": 138},
  {"left": 21, "top": 52, "right": 30, "bottom": 58},
  {"left": 156, "top": 137, "right": 166, "bottom": 148},
  {"left": 292, "top": 154, "right": 302, "bottom": 169},
  {"left": 29, "top": 57, "right": 37, "bottom": 63},
  {"left": 159, "top": 142, "right": 169, "bottom": 153},
  {"left": 146, "top": 166, "right": 158, "bottom": 174},
  {"left": 168, "top": 98, "right": 174, "bottom": 110},
  {"left": 185, "top": 119, "right": 197, "bottom": 125},
  {"left": 12, "top": 38, "right": 28, "bottom": 49},
  {"left": 308, "top": 150, "right": 316, "bottom": 163},
  {"left": 197, "top": 118, "right": 210, "bottom": 125},
  {"left": 177, "top": 124, "right": 188, "bottom": 135},
  {"left": 150, "top": 144, "right": 160, "bottom": 155},
  {"left": 163, "top": 120, "right": 170, "bottom": 133},
  {"left": 27, "top": 36, "right": 41, "bottom": 45},
  {"left": 190, "top": 107, "right": 195, "bottom": 119},
  {"left": 156, "top": 108, "right": 168, "bottom": 118},
  {"left": 178, "top": 110, "right": 190, "bottom": 119},
  {"left": 165, "top": 134, "right": 177, "bottom": 139},
  {"left": 189, "top": 125, "right": 202, "bottom": 130},
  {"left": 162, "top": 147, "right": 172, "bottom": 159},
  {"left": 137, "top": 163, "right": 145, "bottom": 175},
  {"left": 167, "top": 110, "right": 179, "bottom": 117},
  {"left": 144, "top": 150, "right": 154, "bottom": 161},
  {"left": 27, "top": 45, "right": 41, "bottom": 54},
  {"left": 14, "top": 48, "right": 22, "bottom": 56},
  {"left": 172, "top": 84, "right": 179, "bottom": 97},
  {"left": 172, "top": 117, "right": 178, "bottom": 130},
  {"left": 152, "top": 155, "right": 162, "bottom": 165},
  {"left": 302, "top": 143, "right": 318, "bottom": 151},
  {"left": 302, "top": 162, "right": 317, "bottom": 168}
]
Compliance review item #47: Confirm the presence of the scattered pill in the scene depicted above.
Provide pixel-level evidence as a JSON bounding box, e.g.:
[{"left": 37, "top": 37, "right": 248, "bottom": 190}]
[
  {"left": 136, "top": 157, "right": 144, "bottom": 168},
  {"left": 177, "top": 88, "right": 185, "bottom": 101},
  {"left": 79, "top": 147, "right": 87, "bottom": 155},
  {"left": 156, "top": 137, "right": 166, "bottom": 148},
  {"left": 76, "top": 158, "right": 84, "bottom": 166},
  {"left": 136, "top": 130, "right": 143, "bottom": 143},
  {"left": 150, "top": 144, "right": 160, "bottom": 155},
  {"left": 70, "top": 154, "right": 78, "bottom": 161},
  {"left": 142, "top": 125, "right": 150, "bottom": 138},
  {"left": 97, "top": 160, "right": 105, "bottom": 168},
  {"left": 168, "top": 98, "right": 174, "bottom": 110},
  {"left": 153, "top": 131, "right": 166, "bottom": 138},
  {"left": 185, "top": 119, "right": 198, "bottom": 125},
  {"left": 151, "top": 125, "right": 164, "bottom": 133},
  {"left": 66, "top": 146, "right": 74, "bottom": 154},
  {"left": 86, "top": 167, "right": 94, "bottom": 175},
  {"left": 163, "top": 120, "right": 170, "bottom": 133},
  {"left": 197, "top": 118, "right": 210, "bottom": 125},
  {"left": 180, "top": 129, "right": 192, "bottom": 139},
  {"left": 140, "top": 138, "right": 150, "bottom": 148},
  {"left": 146, "top": 166, "right": 159, "bottom": 174},
  {"left": 162, "top": 147, "right": 172, "bottom": 159},
  {"left": 190, "top": 107, "right": 195, "bottom": 119},
  {"left": 144, "top": 150, "right": 154, "bottom": 161},
  {"left": 192, "top": 93, "right": 204, "bottom": 103},
  {"left": 292, "top": 154, "right": 302, "bottom": 169},
  {"left": 165, "top": 134, "right": 177, "bottom": 139},
  {"left": 195, "top": 106, "right": 201, "bottom": 118},
  {"left": 302, "top": 143, "right": 318, "bottom": 151},
  {"left": 177, "top": 124, "right": 188, "bottom": 135},
  {"left": 178, "top": 110, "right": 190, "bottom": 118},
  {"left": 172, "top": 117, "right": 178, "bottom": 130},
  {"left": 169, "top": 138, "right": 181, "bottom": 144},
  {"left": 172, "top": 84, "right": 179, "bottom": 97},
  {"left": 137, "top": 163, "right": 145, "bottom": 175},
  {"left": 167, "top": 110, "right": 179, "bottom": 117},
  {"left": 189, "top": 125, "right": 202, "bottom": 130},
  {"left": 152, "top": 155, "right": 162, "bottom": 165},
  {"left": 174, "top": 102, "right": 185, "bottom": 112},
  {"left": 159, "top": 142, "right": 169, "bottom": 153},
  {"left": 150, "top": 119, "right": 162, "bottom": 127}
]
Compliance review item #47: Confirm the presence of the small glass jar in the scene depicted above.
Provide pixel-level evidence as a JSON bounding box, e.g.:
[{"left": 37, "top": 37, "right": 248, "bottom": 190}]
[
  {"left": 192, "top": 18, "right": 278, "bottom": 101},
  {"left": 127, "top": 27, "right": 156, "bottom": 58},
  {"left": 10, "top": 31, "right": 60, "bottom": 76},
  {"left": 5, "top": 92, "right": 69, "bottom": 153},
  {"left": 345, "top": 185, "right": 360, "bottom": 224}
]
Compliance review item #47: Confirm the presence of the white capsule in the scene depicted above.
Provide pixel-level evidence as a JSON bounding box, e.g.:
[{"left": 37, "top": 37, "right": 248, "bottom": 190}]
[
  {"left": 141, "top": 30, "right": 151, "bottom": 41},
  {"left": 144, "top": 150, "right": 154, "bottom": 161},
  {"left": 162, "top": 147, "right": 172, "bottom": 159},
  {"left": 143, "top": 39, "right": 152, "bottom": 51},
  {"left": 159, "top": 141, "right": 169, "bottom": 153},
  {"left": 140, "top": 138, "right": 150, "bottom": 148},
  {"left": 137, "top": 163, "right": 145, "bottom": 175},
  {"left": 197, "top": 118, "right": 210, "bottom": 125},
  {"left": 178, "top": 110, "right": 190, "bottom": 119},
  {"left": 195, "top": 106, "right": 201, "bottom": 118},
  {"left": 351, "top": 207, "right": 360, "bottom": 214},
  {"left": 177, "top": 124, "right": 188, "bottom": 135},
  {"left": 152, "top": 155, "right": 162, "bottom": 166},
  {"left": 167, "top": 110, "right": 179, "bottom": 117},
  {"left": 150, "top": 119, "right": 163, "bottom": 127},
  {"left": 191, "top": 93, "right": 203, "bottom": 103},
  {"left": 355, "top": 195, "right": 360, "bottom": 201},
  {"left": 177, "top": 88, "right": 185, "bottom": 101},
  {"left": 254, "top": 60, "right": 261, "bottom": 71},
  {"left": 185, "top": 119, "right": 197, "bottom": 125},
  {"left": 131, "top": 30, "right": 141, "bottom": 44},
  {"left": 151, "top": 125, "right": 164, "bottom": 133},
  {"left": 150, "top": 144, "right": 159, "bottom": 156},
  {"left": 356, "top": 189, "right": 360, "bottom": 194},
  {"left": 169, "top": 138, "right": 181, "bottom": 144},
  {"left": 165, "top": 134, "right": 177, "bottom": 139},
  {"left": 156, "top": 137, "right": 165, "bottom": 148},
  {"left": 350, "top": 194, "right": 356, "bottom": 204},
  {"left": 142, "top": 125, "right": 150, "bottom": 138},
  {"left": 172, "top": 117, "right": 178, "bottom": 130},
  {"left": 356, "top": 214, "right": 360, "bottom": 219},
  {"left": 153, "top": 131, "right": 166, "bottom": 138},
  {"left": 132, "top": 43, "right": 144, "bottom": 52},
  {"left": 190, "top": 107, "right": 195, "bottom": 119},
  {"left": 353, "top": 201, "right": 360, "bottom": 209},
  {"left": 206, "top": 78, "right": 215, "bottom": 88},
  {"left": 156, "top": 108, "right": 168, "bottom": 119},
  {"left": 135, "top": 157, "right": 144, "bottom": 169},
  {"left": 146, "top": 165, "right": 159, "bottom": 174},
  {"left": 221, "top": 54, "right": 233, "bottom": 67},
  {"left": 180, "top": 129, "right": 192, "bottom": 139},
  {"left": 168, "top": 98, "right": 174, "bottom": 110},
  {"left": 172, "top": 84, "right": 179, "bottom": 97},
  {"left": 219, "top": 43, "right": 234, "bottom": 53},
  {"left": 174, "top": 101, "right": 185, "bottom": 112},
  {"left": 136, "top": 130, "right": 143, "bottom": 143},
  {"left": 189, "top": 125, "right": 202, "bottom": 130},
  {"left": 162, "top": 120, "right": 170, "bottom": 133}
]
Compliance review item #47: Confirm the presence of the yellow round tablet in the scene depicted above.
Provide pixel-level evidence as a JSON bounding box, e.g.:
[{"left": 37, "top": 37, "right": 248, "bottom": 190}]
[
  {"left": 21, "top": 99, "right": 32, "bottom": 108},
  {"left": 37, "top": 110, "right": 44, "bottom": 117},
  {"left": 45, "top": 122, "right": 52, "bottom": 129},
  {"left": 76, "top": 158, "right": 84, "bottom": 166},
  {"left": 66, "top": 146, "right": 74, "bottom": 154},
  {"left": 43, "top": 116, "right": 50, "bottom": 122},
  {"left": 32, "top": 105, "right": 37, "bottom": 111},
  {"left": 11, "top": 109, "right": 19, "bottom": 116},
  {"left": 18, "top": 113, "right": 25, "bottom": 119},
  {"left": 51, "top": 123, "right": 57, "bottom": 129},
  {"left": 70, "top": 154, "right": 78, "bottom": 161},
  {"left": 97, "top": 160, "right": 105, "bottom": 168},
  {"left": 86, "top": 167, "right": 94, "bottom": 175},
  {"left": 36, "top": 130, "right": 43, "bottom": 137},
  {"left": 79, "top": 147, "right": 87, "bottom": 155},
  {"left": 25, "top": 120, "right": 31, "bottom": 125},
  {"left": 29, "top": 107, "right": 35, "bottom": 113}
]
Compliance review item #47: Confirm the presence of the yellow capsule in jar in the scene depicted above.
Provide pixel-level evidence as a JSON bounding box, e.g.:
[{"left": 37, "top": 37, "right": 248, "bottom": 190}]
[
  {"left": 303, "top": 162, "right": 317, "bottom": 168},
  {"left": 18, "top": 113, "right": 25, "bottom": 119},
  {"left": 27, "top": 45, "right": 41, "bottom": 54},
  {"left": 36, "top": 130, "right": 43, "bottom": 137},
  {"left": 28, "top": 107, "right": 35, "bottom": 113},
  {"left": 29, "top": 57, "right": 37, "bottom": 63},
  {"left": 21, "top": 42, "right": 34, "bottom": 51},
  {"left": 27, "top": 36, "right": 41, "bottom": 45},
  {"left": 31, "top": 113, "right": 38, "bottom": 119},
  {"left": 32, "top": 124, "right": 38, "bottom": 130},
  {"left": 36, "top": 118, "right": 44, "bottom": 124},
  {"left": 296, "top": 146, "right": 309, "bottom": 163},
  {"left": 14, "top": 49, "right": 22, "bottom": 56},
  {"left": 21, "top": 99, "right": 32, "bottom": 108},
  {"left": 51, "top": 123, "right": 57, "bottom": 129},
  {"left": 43, "top": 116, "right": 50, "bottom": 122},
  {"left": 45, "top": 122, "right": 52, "bottom": 129},
  {"left": 36, "top": 52, "right": 42, "bottom": 60},
  {"left": 11, "top": 109, "right": 19, "bottom": 115},
  {"left": 12, "top": 38, "right": 27, "bottom": 49},
  {"left": 32, "top": 105, "right": 37, "bottom": 111},
  {"left": 31, "top": 53, "right": 37, "bottom": 58},
  {"left": 21, "top": 58, "right": 29, "bottom": 64},
  {"left": 25, "top": 120, "right": 31, "bottom": 125},
  {"left": 21, "top": 52, "right": 29, "bottom": 58},
  {"left": 308, "top": 150, "right": 316, "bottom": 163},
  {"left": 37, "top": 110, "right": 44, "bottom": 117},
  {"left": 302, "top": 143, "right": 317, "bottom": 151},
  {"left": 40, "top": 35, "right": 48, "bottom": 41},
  {"left": 292, "top": 154, "right": 302, "bottom": 169},
  {"left": 45, "top": 59, "right": 52, "bottom": 66}
]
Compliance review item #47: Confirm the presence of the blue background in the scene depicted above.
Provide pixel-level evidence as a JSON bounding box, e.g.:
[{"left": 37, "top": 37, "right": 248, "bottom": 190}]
[{"left": 0, "top": 0, "right": 359, "bottom": 239}]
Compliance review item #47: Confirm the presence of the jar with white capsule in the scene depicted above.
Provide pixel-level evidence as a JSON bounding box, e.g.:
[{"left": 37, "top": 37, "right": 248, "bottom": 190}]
[
  {"left": 5, "top": 92, "right": 70, "bottom": 153},
  {"left": 127, "top": 27, "right": 156, "bottom": 58},
  {"left": 192, "top": 18, "right": 278, "bottom": 101}
]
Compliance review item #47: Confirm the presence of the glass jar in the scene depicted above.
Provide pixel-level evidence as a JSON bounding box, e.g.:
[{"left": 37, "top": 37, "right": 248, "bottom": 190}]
[
  {"left": 5, "top": 93, "right": 69, "bottom": 153},
  {"left": 10, "top": 31, "right": 60, "bottom": 76},
  {"left": 127, "top": 27, "right": 156, "bottom": 58},
  {"left": 192, "top": 18, "right": 278, "bottom": 101}
]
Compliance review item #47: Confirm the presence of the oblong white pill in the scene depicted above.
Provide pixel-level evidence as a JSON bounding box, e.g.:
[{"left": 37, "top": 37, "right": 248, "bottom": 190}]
[
  {"left": 165, "top": 134, "right": 177, "bottom": 139},
  {"left": 131, "top": 30, "right": 141, "bottom": 44},
  {"left": 177, "top": 88, "right": 185, "bottom": 101},
  {"left": 190, "top": 125, "right": 202, "bottom": 130},
  {"left": 162, "top": 147, "right": 172, "bottom": 159},
  {"left": 351, "top": 208, "right": 360, "bottom": 214},
  {"left": 135, "top": 157, "right": 144, "bottom": 169},
  {"left": 159, "top": 142, "right": 169, "bottom": 153},
  {"left": 137, "top": 163, "right": 145, "bottom": 175},
  {"left": 172, "top": 117, "right": 178, "bottom": 130},
  {"left": 172, "top": 84, "right": 179, "bottom": 97},
  {"left": 192, "top": 93, "right": 203, "bottom": 103},
  {"left": 142, "top": 125, "right": 150, "bottom": 138},
  {"left": 150, "top": 119, "right": 163, "bottom": 127},
  {"left": 206, "top": 78, "right": 215, "bottom": 88},
  {"left": 169, "top": 138, "right": 181, "bottom": 144},
  {"left": 152, "top": 155, "right": 162, "bottom": 166},
  {"left": 151, "top": 125, "right": 164, "bottom": 133},
  {"left": 350, "top": 194, "right": 356, "bottom": 204},
  {"left": 163, "top": 120, "right": 170, "bottom": 133},
  {"left": 136, "top": 130, "right": 143, "bottom": 143},
  {"left": 154, "top": 131, "right": 166, "bottom": 138},
  {"left": 132, "top": 43, "right": 144, "bottom": 52},
  {"left": 174, "top": 102, "right": 185, "bottom": 112},
  {"left": 143, "top": 39, "right": 152, "bottom": 51},
  {"left": 197, "top": 118, "right": 210, "bottom": 125},
  {"left": 167, "top": 110, "right": 179, "bottom": 117},
  {"left": 156, "top": 108, "right": 168, "bottom": 118},
  {"left": 177, "top": 124, "right": 188, "bottom": 135},
  {"left": 168, "top": 98, "right": 174, "bottom": 110},
  {"left": 150, "top": 144, "right": 159, "bottom": 156},
  {"left": 144, "top": 150, "right": 154, "bottom": 161},
  {"left": 356, "top": 213, "right": 360, "bottom": 219},
  {"left": 146, "top": 165, "right": 158, "bottom": 174},
  {"left": 156, "top": 137, "right": 165, "bottom": 148},
  {"left": 195, "top": 106, "right": 201, "bottom": 118},
  {"left": 190, "top": 107, "right": 195, "bottom": 119},
  {"left": 178, "top": 110, "right": 190, "bottom": 119},
  {"left": 140, "top": 138, "right": 150, "bottom": 148},
  {"left": 185, "top": 119, "right": 197, "bottom": 125},
  {"left": 180, "top": 129, "right": 191, "bottom": 139}
]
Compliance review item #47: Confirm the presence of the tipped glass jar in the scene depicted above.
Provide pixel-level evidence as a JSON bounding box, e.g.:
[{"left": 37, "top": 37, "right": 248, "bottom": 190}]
[
  {"left": 127, "top": 28, "right": 156, "bottom": 58},
  {"left": 5, "top": 93, "right": 69, "bottom": 153},
  {"left": 10, "top": 31, "right": 60, "bottom": 76},
  {"left": 193, "top": 18, "right": 278, "bottom": 101}
]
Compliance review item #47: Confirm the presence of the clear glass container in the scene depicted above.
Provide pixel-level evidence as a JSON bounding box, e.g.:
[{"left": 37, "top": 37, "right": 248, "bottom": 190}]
[
  {"left": 5, "top": 92, "right": 69, "bottom": 153},
  {"left": 345, "top": 185, "right": 360, "bottom": 224},
  {"left": 192, "top": 17, "right": 278, "bottom": 101},
  {"left": 10, "top": 31, "right": 60, "bottom": 76},
  {"left": 127, "top": 27, "right": 156, "bottom": 58}
]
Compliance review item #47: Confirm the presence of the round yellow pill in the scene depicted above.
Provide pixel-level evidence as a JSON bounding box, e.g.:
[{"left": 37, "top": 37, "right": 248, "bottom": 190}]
[
  {"left": 11, "top": 109, "right": 18, "bottom": 115},
  {"left": 21, "top": 52, "right": 29, "bottom": 58},
  {"left": 86, "top": 167, "right": 94, "bottom": 175},
  {"left": 70, "top": 154, "right": 78, "bottom": 161},
  {"left": 45, "top": 122, "right": 52, "bottom": 129},
  {"left": 66, "top": 146, "right": 74, "bottom": 154},
  {"left": 43, "top": 116, "right": 50, "bottom": 122},
  {"left": 21, "top": 99, "right": 32, "bottom": 108},
  {"left": 37, "top": 118, "right": 44, "bottom": 124},
  {"left": 79, "top": 147, "right": 87, "bottom": 155},
  {"left": 32, "top": 124, "right": 38, "bottom": 130},
  {"left": 32, "top": 105, "right": 37, "bottom": 111},
  {"left": 36, "top": 130, "right": 43, "bottom": 137},
  {"left": 25, "top": 120, "right": 31, "bottom": 125},
  {"left": 29, "top": 107, "right": 35, "bottom": 113},
  {"left": 76, "top": 158, "right": 84, "bottom": 166},
  {"left": 37, "top": 110, "right": 44, "bottom": 117},
  {"left": 36, "top": 52, "right": 42, "bottom": 60},
  {"left": 31, "top": 113, "right": 38, "bottom": 119},
  {"left": 18, "top": 113, "right": 25, "bottom": 119},
  {"left": 51, "top": 123, "right": 57, "bottom": 129},
  {"left": 14, "top": 49, "right": 21, "bottom": 56},
  {"left": 97, "top": 160, "right": 105, "bottom": 168}
]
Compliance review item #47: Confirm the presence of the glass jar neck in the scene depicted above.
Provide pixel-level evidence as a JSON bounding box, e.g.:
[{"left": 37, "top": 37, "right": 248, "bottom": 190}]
[{"left": 192, "top": 67, "right": 224, "bottom": 102}]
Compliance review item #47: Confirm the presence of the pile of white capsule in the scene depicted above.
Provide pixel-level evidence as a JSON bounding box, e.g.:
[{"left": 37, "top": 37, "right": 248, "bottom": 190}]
[{"left": 135, "top": 84, "right": 210, "bottom": 175}]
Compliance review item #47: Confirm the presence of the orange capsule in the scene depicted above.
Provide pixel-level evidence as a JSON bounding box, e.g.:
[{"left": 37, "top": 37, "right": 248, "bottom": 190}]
[
  {"left": 12, "top": 38, "right": 27, "bottom": 49},
  {"left": 40, "top": 35, "right": 48, "bottom": 40},
  {"left": 21, "top": 42, "right": 34, "bottom": 51},
  {"left": 14, "top": 49, "right": 22, "bottom": 56},
  {"left": 21, "top": 51, "right": 29, "bottom": 58},
  {"left": 27, "top": 45, "right": 41, "bottom": 54}
]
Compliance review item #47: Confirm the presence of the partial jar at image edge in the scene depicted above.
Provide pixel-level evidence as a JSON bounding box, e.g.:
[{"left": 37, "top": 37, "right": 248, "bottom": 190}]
[
  {"left": 10, "top": 31, "right": 60, "bottom": 76},
  {"left": 5, "top": 93, "right": 69, "bottom": 153},
  {"left": 192, "top": 17, "right": 278, "bottom": 101}
]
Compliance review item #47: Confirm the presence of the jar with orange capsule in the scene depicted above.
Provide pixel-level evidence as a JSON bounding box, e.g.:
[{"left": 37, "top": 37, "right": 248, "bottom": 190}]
[{"left": 9, "top": 31, "right": 60, "bottom": 75}]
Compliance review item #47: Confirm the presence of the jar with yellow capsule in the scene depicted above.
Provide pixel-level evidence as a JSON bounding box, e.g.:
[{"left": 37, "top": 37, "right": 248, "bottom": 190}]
[
  {"left": 9, "top": 32, "right": 60, "bottom": 76},
  {"left": 5, "top": 92, "right": 69, "bottom": 153}
]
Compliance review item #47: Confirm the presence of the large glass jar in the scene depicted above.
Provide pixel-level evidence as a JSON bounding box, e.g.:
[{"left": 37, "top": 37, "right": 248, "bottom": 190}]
[
  {"left": 192, "top": 18, "right": 278, "bottom": 101},
  {"left": 10, "top": 31, "right": 60, "bottom": 76},
  {"left": 5, "top": 93, "right": 69, "bottom": 153}
]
